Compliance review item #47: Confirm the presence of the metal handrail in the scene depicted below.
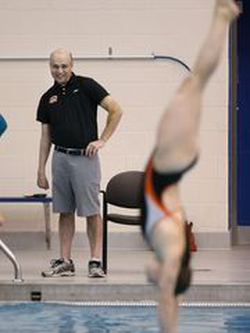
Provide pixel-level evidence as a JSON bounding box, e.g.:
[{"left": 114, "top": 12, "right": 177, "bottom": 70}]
[{"left": 0, "top": 240, "right": 23, "bottom": 283}]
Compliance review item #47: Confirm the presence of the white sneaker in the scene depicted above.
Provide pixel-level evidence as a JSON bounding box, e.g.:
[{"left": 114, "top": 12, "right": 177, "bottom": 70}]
[
  {"left": 41, "top": 258, "right": 75, "bottom": 277},
  {"left": 88, "top": 260, "right": 106, "bottom": 278}
]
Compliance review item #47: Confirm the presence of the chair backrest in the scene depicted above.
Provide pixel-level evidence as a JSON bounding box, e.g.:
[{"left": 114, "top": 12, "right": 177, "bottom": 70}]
[{"left": 106, "top": 171, "right": 144, "bottom": 208}]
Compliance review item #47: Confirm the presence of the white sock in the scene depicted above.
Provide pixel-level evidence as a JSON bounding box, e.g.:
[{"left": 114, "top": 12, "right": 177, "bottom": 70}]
[{"left": 90, "top": 257, "right": 100, "bottom": 262}]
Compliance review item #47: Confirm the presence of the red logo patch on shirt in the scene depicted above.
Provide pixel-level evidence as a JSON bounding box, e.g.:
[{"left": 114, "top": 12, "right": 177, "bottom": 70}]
[{"left": 49, "top": 95, "right": 58, "bottom": 104}]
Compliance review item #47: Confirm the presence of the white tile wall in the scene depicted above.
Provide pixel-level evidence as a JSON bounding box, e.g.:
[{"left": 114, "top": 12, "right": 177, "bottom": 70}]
[{"left": 0, "top": 0, "right": 230, "bottom": 234}]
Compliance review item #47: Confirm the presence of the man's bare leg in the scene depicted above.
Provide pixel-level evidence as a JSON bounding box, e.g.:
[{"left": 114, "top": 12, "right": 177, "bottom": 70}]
[
  {"left": 59, "top": 212, "right": 75, "bottom": 260},
  {"left": 0, "top": 213, "right": 4, "bottom": 225},
  {"left": 87, "top": 214, "right": 102, "bottom": 259},
  {"left": 87, "top": 214, "right": 105, "bottom": 277}
]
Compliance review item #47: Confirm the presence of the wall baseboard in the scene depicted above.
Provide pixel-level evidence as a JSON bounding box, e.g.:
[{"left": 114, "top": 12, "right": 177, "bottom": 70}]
[
  {"left": 233, "top": 226, "right": 250, "bottom": 245},
  {"left": 0, "top": 230, "right": 233, "bottom": 251}
]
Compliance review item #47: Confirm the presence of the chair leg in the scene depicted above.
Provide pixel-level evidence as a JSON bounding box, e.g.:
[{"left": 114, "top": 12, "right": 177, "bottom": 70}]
[
  {"left": 101, "top": 191, "right": 108, "bottom": 274},
  {"left": 102, "top": 216, "right": 108, "bottom": 274}
]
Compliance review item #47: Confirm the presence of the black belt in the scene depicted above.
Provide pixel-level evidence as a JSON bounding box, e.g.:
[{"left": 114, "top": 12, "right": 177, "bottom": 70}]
[{"left": 55, "top": 145, "right": 86, "bottom": 156}]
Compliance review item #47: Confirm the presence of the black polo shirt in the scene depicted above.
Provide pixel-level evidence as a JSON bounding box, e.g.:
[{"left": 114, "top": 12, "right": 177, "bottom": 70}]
[{"left": 36, "top": 73, "right": 109, "bottom": 148}]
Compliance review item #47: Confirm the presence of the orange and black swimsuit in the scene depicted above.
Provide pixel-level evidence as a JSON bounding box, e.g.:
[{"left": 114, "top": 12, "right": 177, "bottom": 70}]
[{"left": 140, "top": 155, "right": 197, "bottom": 295}]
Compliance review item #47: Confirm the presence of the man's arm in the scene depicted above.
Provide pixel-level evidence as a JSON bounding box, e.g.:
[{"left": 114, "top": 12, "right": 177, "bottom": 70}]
[
  {"left": 85, "top": 95, "right": 123, "bottom": 156},
  {"left": 37, "top": 123, "right": 51, "bottom": 189}
]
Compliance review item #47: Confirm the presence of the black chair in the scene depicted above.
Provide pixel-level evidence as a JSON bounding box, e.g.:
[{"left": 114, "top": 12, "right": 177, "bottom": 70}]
[{"left": 101, "top": 171, "right": 144, "bottom": 273}]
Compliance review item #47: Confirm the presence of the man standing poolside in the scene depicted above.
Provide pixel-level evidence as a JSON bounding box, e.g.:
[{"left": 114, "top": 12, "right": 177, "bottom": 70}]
[{"left": 36, "top": 49, "right": 123, "bottom": 278}]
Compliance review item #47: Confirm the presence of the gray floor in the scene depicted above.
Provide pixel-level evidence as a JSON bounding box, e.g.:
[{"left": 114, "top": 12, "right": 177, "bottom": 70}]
[{"left": 1, "top": 245, "right": 250, "bottom": 303}]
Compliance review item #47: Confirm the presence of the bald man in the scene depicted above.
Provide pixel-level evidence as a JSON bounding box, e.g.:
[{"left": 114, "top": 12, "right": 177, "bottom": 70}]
[
  {"left": 37, "top": 49, "right": 122, "bottom": 278},
  {"left": 140, "top": 1, "right": 239, "bottom": 332}
]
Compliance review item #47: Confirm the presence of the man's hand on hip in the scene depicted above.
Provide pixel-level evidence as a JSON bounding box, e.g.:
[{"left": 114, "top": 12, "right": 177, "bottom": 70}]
[{"left": 86, "top": 139, "right": 105, "bottom": 157}]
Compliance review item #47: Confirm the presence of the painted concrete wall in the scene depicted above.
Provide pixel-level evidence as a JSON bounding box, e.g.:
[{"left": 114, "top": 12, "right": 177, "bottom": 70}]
[{"left": 0, "top": 0, "right": 229, "bottom": 237}]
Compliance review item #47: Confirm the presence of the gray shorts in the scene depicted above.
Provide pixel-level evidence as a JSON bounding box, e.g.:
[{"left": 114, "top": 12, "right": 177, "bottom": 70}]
[{"left": 52, "top": 150, "right": 101, "bottom": 217}]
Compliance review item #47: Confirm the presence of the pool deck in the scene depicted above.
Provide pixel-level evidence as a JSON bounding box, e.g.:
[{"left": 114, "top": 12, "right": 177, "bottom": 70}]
[{"left": 1, "top": 246, "right": 250, "bottom": 303}]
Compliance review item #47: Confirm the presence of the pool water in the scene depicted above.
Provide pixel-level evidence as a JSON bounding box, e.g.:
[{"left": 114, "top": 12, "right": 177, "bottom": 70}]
[{"left": 0, "top": 303, "right": 250, "bottom": 332}]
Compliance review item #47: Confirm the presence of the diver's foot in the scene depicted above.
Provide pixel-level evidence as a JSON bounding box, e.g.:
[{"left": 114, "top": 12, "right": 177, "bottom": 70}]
[{"left": 216, "top": 0, "right": 240, "bottom": 22}]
